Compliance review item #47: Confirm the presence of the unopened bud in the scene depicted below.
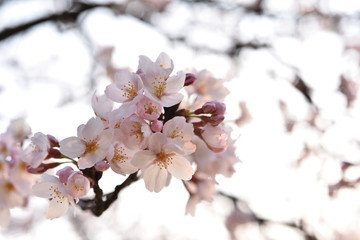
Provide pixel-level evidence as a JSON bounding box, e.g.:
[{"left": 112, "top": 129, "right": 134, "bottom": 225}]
[
  {"left": 56, "top": 166, "right": 74, "bottom": 183},
  {"left": 151, "top": 119, "right": 163, "bottom": 132},
  {"left": 209, "top": 115, "right": 225, "bottom": 126},
  {"left": 94, "top": 160, "right": 110, "bottom": 171},
  {"left": 213, "top": 102, "right": 226, "bottom": 115},
  {"left": 202, "top": 102, "right": 217, "bottom": 114},
  {"left": 46, "top": 148, "right": 62, "bottom": 159},
  {"left": 47, "top": 134, "right": 59, "bottom": 148},
  {"left": 184, "top": 73, "right": 197, "bottom": 86}
]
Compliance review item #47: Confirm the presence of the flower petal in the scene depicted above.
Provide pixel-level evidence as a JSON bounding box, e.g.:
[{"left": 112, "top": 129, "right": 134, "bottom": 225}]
[
  {"left": 132, "top": 150, "right": 155, "bottom": 169},
  {"left": 165, "top": 71, "right": 185, "bottom": 93},
  {"left": 142, "top": 164, "right": 168, "bottom": 192},
  {"left": 46, "top": 198, "right": 69, "bottom": 220},
  {"left": 32, "top": 181, "right": 54, "bottom": 198},
  {"left": 81, "top": 117, "right": 104, "bottom": 141},
  {"left": 167, "top": 155, "right": 194, "bottom": 180},
  {"left": 161, "top": 93, "right": 184, "bottom": 107},
  {"left": 59, "top": 137, "right": 85, "bottom": 158}
]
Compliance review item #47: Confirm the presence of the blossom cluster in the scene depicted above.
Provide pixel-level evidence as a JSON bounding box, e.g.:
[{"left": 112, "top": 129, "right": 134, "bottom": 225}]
[{"left": 1, "top": 53, "right": 239, "bottom": 222}]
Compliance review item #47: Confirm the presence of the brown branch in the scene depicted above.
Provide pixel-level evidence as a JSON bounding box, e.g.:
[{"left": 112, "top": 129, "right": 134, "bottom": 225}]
[
  {"left": 0, "top": 1, "right": 116, "bottom": 41},
  {"left": 78, "top": 171, "right": 139, "bottom": 216},
  {"left": 219, "top": 191, "right": 319, "bottom": 240}
]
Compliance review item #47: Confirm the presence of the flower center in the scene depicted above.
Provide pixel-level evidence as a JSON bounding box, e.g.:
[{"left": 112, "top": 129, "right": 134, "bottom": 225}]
[
  {"left": 152, "top": 76, "right": 167, "bottom": 98},
  {"left": 121, "top": 81, "right": 137, "bottom": 99},
  {"left": 129, "top": 124, "right": 143, "bottom": 139},
  {"left": 169, "top": 127, "right": 184, "bottom": 139},
  {"left": 144, "top": 102, "right": 158, "bottom": 115},
  {"left": 113, "top": 145, "right": 128, "bottom": 164},
  {"left": 49, "top": 185, "right": 65, "bottom": 204},
  {"left": 85, "top": 139, "right": 99, "bottom": 153},
  {"left": 154, "top": 151, "right": 174, "bottom": 169}
]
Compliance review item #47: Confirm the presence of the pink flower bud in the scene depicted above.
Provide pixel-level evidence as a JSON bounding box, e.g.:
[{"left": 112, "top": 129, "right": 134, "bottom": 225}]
[
  {"left": 66, "top": 171, "right": 90, "bottom": 200},
  {"left": 47, "top": 134, "right": 59, "bottom": 148},
  {"left": 46, "top": 148, "right": 62, "bottom": 159},
  {"left": 94, "top": 160, "right": 110, "bottom": 171},
  {"left": 56, "top": 166, "right": 74, "bottom": 184},
  {"left": 202, "top": 101, "right": 226, "bottom": 115},
  {"left": 202, "top": 102, "right": 216, "bottom": 114},
  {"left": 184, "top": 73, "right": 197, "bottom": 86},
  {"left": 209, "top": 115, "right": 225, "bottom": 126},
  {"left": 213, "top": 102, "right": 226, "bottom": 115},
  {"left": 151, "top": 119, "right": 163, "bottom": 132}
]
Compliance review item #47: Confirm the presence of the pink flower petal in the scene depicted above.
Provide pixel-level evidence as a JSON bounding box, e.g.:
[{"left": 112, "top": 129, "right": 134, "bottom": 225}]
[
  {"left": 59, "top": 137, "right": 85, "bottom": 158},
  {"left": 46, "top": 198, "right": 69, "bottom": 220},
  {"left": 132, "top": 150, "right": 155, "bottom": 169},
  {"left": 167, "top": 155, "right": 194, "bottom": 180}
]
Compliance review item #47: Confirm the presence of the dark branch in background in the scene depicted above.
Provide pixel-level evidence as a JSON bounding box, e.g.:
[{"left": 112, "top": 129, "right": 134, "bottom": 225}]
[
  {"left": 0, "top": 1, "right": 133, "bottom": 41},
  {"left": 339, "top": 75, "right": 358, "bottom": 108},
  {"left": 79, "top": 168, "right": 139, "bottom": 216},
  {"left": 218, "top": 191, "right": 319, "bottom": 240},
  {"left": 293, "top": 75, "right": 313, "bottom": 104}
]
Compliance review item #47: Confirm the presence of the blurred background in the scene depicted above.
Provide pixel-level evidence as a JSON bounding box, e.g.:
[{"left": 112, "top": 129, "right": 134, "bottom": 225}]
[{"left": 1, "top": 0, "right": 360, "bottom": 239}]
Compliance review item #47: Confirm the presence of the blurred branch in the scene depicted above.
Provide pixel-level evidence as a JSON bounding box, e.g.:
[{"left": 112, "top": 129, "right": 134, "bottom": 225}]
[
  {"left": 219, "top": 191, "right": 319, "bottom": 240},
  {"left": 0, "top": 1, "right": 128, "bottom": 41}
]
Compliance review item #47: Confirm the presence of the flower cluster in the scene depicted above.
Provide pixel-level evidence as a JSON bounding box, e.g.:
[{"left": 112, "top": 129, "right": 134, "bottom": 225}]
[
  {"left": 1, "top": 52, "right": 239, "bottom": 222},
  {"left": 0, "top": 119, "right": 35, "bottom": 227}
]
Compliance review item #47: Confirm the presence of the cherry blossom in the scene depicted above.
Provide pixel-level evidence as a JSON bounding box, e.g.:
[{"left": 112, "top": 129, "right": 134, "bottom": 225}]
[
  {"left": 24, "top": 132, "right": 50, "bottom": 168},
  {"left": 186, "top": 69, "right": 229, "bottom": 108},
  {"left": 162, "top": 116, "right": 196, "bottom": 154},
  {"left": 32, "top": 174, "right": 75, "bottom": 219},
  {"left": 6, "top": 118, "right": 32, "bottom": 144},
  {"left": 136, "top": 94, "right": 163, "bottom": 121},
  {"left": 0, "top": 133, "right": 17, "bottom": 162},
  {"left": 105, "top": 69, "right": 144, "bottom": 104},
  {"left": 120, "top": 114, "right": 152, "bottom": 150},
  {"left": 151, "top": 119, "right": 163, "bottom": 132},
  {"left": 56, "top": 166, "right": 74, "bottom": 184},
  {"left": 0, "top": 206, "right": 10, "bottom": 228},
  {"left": 201, "top": 123, "right": 228, "bottom": 153},
  {"left": 0, "top": 180, "right": 24, "bottom": 208},
  {"left": 106, "top": 142, "right": 138, "bottom": 176},
  {"left": 91, "top": 92, "right": 114, "bottom": 121},
  {"left": 0, "top": 52, "right": 239, "bottom": 228},
  {"left": 59, "top": 117, "right": 112, "bottom": 169},
  {"left": 132, "top": 132, "right": 194, "bottom": 192},
  {"left": 108, "top": 107, "right": 127, "bottom": 142},
  {"left": 66, "top": 171, "right": 90, "bottom": 202},
  {"left": 138, "top": 52, "right": 185, "bottom": 107},
  {"left": 185, "top": 172, "right": 216, "bottom": 216}
]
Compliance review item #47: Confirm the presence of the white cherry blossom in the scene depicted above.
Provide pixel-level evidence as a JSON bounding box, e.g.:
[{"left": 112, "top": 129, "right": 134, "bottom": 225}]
[
  {"left": 59, "top": 117, "right": 112, "bottom": 169},
  {"left": 132, "top": 132, "right": 194, "bottom": 192},
  {"left": 91, "top": 92, "right": 114, "bottom": 121},
  {"left": 32, "top": 174, "right": 75, "bottom": 219},
  {"left": 201, "top": 123, "right": 228, "bottom": 153},
  {"left": 138, "top": 52, "right": 185, "bottom": 107},
  {"left": 136, "top": 94, "right": 162, "bottom": 121},
  {"left": 106, "top": 142, "right": 138, "bottom": 176},
  {"left": 66, "top": 171, "right": 90, "bottom": 202},
  {"left": 163, "top": 116, "right": 196, "bottom": 154},
  {"left": 24, "top": 132, "right": 50, "bottom": 168},
  {"left": 120, "top": 114, "right": 152, "bottom": 150},
  {"left": 105, "top": 69, "right": 144, "bottom": 104}
]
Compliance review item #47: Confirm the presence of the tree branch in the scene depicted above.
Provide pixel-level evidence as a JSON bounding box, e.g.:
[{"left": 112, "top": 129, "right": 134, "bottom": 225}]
[
  {"left": 78, "top": 171, "right": 139, "bottom": 216},
  {"left": 219, "top": 191, "right": 319, "bottom": 240}
]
